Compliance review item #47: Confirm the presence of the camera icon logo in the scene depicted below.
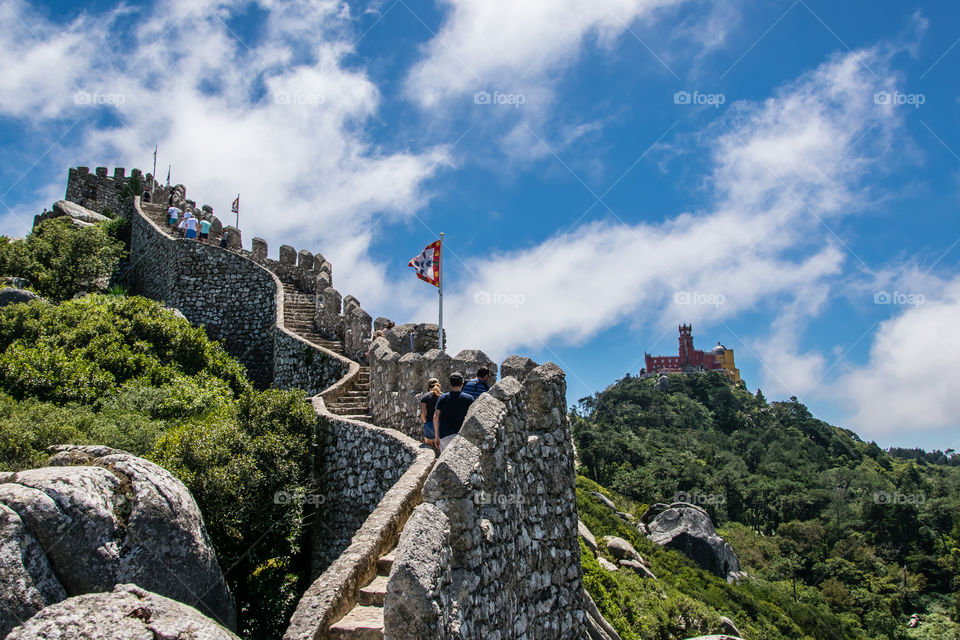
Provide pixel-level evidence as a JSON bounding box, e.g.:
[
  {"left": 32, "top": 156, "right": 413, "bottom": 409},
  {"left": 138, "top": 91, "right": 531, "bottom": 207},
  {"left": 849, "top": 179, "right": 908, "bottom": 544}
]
[
  {"left": 874, "top": 91, "right": 890, "bottom": 105},
  {"left": 673, "top": 91, "right": 691, "bottom": 105},
  {"left": 474, "top": 91, "right": 491, "bottom": 105},
  {"left": 275, "top": 92, "right": 291, "bottom": 105},
  {"left": 873, "top": 291, "right": 891, "bottom": 304},
  {"left": 473, "top": 290, "right": 492, "bottom": 304}
]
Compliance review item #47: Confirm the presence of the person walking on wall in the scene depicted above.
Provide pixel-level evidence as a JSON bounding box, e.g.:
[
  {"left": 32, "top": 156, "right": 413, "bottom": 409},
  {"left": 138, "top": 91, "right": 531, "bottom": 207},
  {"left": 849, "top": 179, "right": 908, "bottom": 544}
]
[
  {"left": 462, "top": 366, "right": 492, "bottom": 398},
  {"left": 433, "top": 372, "right": 474, "bottom": 452},
  {"left": 179, "top": 212, "right": 199, "bottom": 240},
  {"left": 418, "top": 377, "right": 442, "bottom": 451},
  {"left": 198, "top": 217, "right": 212, "bottom": 244},
  {"left": 167, "top": 205, "right": 182, "bottom": 230}
]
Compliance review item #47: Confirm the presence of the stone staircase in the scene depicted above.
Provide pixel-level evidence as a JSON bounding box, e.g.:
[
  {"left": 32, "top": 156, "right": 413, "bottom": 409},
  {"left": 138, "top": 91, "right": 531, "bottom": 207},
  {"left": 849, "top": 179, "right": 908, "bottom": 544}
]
[
  {"left": 279, "top": 282, "right": 372, "bottom": 423},
  {"left": 280, "top": 282, "right": 343, "bottom": 353},
  {"left": 140, "top": 202, "right": 175, "bottom": 233},
  {"left": 327, "top": 549, "right": 395, "bottom": 639},
  {"left": 324, "top": 366, "right": 371, "bottom": 423}
]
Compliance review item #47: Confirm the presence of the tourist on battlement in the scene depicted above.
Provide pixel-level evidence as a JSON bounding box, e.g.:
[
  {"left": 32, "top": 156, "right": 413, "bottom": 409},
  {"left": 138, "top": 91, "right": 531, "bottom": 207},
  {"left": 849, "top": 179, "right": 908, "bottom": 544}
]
[
  {"left": 178, "top": 212, "right": 199, "bottom": 240},
  {"left": 198, "top": 217, "right": 211, "bottom": 244},
  {"left": 142, "top": 187, "right": 151, "bottom": 203},
  {"left": 219, "top": 230, "right": 230, "bottom": 248},
  {"left": 418, "top": 377, "right": 442, "bottom": 451},
  {"left": 433, "top": 372, "right": 474, "bottom": 452},
  {"left": 167, "top": 205, "right": 182, "bottom": 229},
  {"left": 462, "top": 366, "right": 492, "bottom": 398}
]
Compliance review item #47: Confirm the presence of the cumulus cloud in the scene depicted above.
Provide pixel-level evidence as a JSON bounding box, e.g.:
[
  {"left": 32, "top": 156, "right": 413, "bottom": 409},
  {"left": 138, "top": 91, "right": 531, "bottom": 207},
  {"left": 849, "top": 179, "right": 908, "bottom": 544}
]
[
  {"left": 440, "top": 46, "right": 902, "bottom": 394},
  {"left": 405, "top": 0, "right": 692, "bottom": 108},
  {"left": 838, "top": 274, "right": 960, "bottom": 442}
]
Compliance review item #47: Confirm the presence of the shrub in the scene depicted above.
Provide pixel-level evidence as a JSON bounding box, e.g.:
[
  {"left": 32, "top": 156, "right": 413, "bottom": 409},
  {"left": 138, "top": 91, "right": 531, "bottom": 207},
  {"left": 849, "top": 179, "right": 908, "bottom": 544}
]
[
  {"left": 150, "top": 388, "right": 318, "bottom": 638},
  {"left": 0, "top": 217, "right": 125, "bottom": 300}
]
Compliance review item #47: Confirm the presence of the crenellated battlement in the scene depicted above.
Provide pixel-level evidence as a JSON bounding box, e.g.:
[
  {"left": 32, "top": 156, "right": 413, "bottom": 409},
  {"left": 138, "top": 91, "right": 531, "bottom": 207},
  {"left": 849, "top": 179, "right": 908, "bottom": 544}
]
[{"left": 65, "top": 165, "right": 144, "bottom": 217}]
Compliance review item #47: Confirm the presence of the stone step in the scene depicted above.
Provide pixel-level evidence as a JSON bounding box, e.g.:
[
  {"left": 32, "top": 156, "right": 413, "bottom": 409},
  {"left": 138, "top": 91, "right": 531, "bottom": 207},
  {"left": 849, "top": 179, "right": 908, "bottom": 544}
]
[
  {"left": 337, "top": 414, "right": 372, "bottom": 423},
  {"left": 328, "top": 605, "right": 383, "bottom": 640},
  {"left": 377, "top": 552, "right": 395, "bottom": 577},
  {"left": 328, "top": 404, "right": 369, "bottom": 413},
  {"left": 358, "top": 575, "right": 389, "bottom": 607}
]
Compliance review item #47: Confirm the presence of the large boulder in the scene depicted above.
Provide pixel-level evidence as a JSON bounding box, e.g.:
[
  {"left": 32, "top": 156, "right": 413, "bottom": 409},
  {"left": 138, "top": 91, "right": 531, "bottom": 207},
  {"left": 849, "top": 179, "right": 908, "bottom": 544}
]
[
  {"left": 646, "top": 503, "right": 740, "bottom": 580},
  {"left": 0, "top": 289, "right": 39, "bottom": 308},
  {"left": 52, "top": 200, "right": 111, "bottom": 224},
  {"left": 602, "top": 536, "right": 651, "bottom": 568},
  {"left": 578, "top": 519, "right": 598, "bottom": 552},
  {"left": 7, "top": 583, "right": 239, "bottom": 640},
  {"left": 0, "top": 446, "right": 235, "bottom": 637}
]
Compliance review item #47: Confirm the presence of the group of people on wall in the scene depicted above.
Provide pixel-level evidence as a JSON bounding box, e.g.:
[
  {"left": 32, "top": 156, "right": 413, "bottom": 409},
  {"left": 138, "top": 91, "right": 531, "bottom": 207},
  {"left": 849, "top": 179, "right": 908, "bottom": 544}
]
[
  {"left": 165, "top": 205, "right": 230, "bottom": 248},
  {"left": 418, "top": 367, "right": 492, "bottom": 453}
]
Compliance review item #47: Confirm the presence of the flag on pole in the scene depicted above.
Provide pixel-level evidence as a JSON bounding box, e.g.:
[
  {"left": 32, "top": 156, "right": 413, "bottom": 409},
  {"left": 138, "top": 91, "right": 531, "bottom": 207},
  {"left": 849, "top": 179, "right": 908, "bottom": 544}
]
[
  {"left": 409, "top": 239, "right": 441, "bottom": 287},
  {"left": 166, "top": 165, "right": 171, "bottom": 187},
  {"left": 231, "top": 195, "right": 240, "bottom": 214}
]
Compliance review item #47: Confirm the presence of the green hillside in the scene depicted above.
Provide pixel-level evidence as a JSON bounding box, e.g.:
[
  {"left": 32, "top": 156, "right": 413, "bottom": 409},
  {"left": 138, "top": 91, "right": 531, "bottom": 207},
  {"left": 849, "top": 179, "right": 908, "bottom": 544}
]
[
  {"left": 573, "top": 371, "right": 960, "bottom": 639},
  {"left": 0, "top": 294, "right": 318, "bottom": 640}
]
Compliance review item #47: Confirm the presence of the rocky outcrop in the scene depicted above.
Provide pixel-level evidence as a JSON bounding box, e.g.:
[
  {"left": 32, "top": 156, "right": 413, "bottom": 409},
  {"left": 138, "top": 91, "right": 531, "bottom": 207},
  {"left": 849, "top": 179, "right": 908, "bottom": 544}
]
[
  {"left": 0, "top": 446, "right": 235, "bottom": 638},
  {"left": 579, "top": 520, "right": 598, "bottom": 552},
  {"left": 602, "top": 536, "right": 643, "bottom": 564},
  {"left": 7, "top": 584, "right": 239, "bottom": 640},
  {"left": 581, "top": 587, "right": 622, "bottom": 640},
  {"left": 53, "top": 199, "right": 112, "bottom": 223},
  {"left": 0, "top": 289, "right": 39, "bottom": 307},
  {"left": 645, "top": 503, "right": 740, "bottom": 580}
]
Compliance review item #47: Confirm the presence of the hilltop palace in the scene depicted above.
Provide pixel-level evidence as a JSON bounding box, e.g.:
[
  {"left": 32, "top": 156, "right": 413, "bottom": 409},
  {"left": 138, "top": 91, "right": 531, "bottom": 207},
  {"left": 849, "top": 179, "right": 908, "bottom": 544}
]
[{"left": 643, "top": 324, "right": 741, "bottom": 383}]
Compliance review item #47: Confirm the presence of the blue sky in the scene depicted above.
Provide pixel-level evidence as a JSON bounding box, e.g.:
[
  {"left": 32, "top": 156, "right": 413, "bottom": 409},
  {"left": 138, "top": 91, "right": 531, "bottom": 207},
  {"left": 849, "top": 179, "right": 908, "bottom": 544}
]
[{"left": 1, "top": 0, "right": 959, "bottom": 450}]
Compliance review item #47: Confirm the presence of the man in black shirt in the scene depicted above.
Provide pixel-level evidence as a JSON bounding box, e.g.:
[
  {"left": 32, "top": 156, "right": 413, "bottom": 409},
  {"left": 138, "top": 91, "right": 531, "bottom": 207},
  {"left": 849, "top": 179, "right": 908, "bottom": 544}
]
[{"left": 433, "top": 372, "right": 474, "bottom": 452}]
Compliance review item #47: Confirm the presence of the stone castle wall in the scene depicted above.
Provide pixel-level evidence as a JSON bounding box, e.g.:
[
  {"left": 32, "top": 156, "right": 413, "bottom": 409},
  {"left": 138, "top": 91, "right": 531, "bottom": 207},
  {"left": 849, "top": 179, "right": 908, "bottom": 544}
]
[
  {"left": 61, "top": 166, "right": 594, "bottom": 640},
  {"left": 127, "top": 204, "right": 278, "bottom": 387},
  {"left": 65, "top": 166, "right": 143, "bottom": 216},
  {"left": 311, "top": 417, "right": 420, "bottom": 576},
  {"left": 125, "top": 192, "right": 350, "bottom": 391},
  {"left": 384, "top": 362, "right": 588, "bottom": 639},
  {"left": 368, "top": 338, "right": 498, "bottom": 440}
]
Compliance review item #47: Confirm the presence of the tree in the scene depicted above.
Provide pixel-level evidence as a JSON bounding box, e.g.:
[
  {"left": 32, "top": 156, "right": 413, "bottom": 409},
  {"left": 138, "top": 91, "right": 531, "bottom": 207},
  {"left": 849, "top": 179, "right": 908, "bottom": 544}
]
[{"left": 1, "top": 217, "right": 125, "bottom": 301}]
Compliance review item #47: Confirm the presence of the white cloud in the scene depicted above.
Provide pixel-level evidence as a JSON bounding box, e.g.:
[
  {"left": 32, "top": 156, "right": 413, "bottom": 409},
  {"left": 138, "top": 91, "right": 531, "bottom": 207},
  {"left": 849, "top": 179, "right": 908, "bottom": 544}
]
[
  {"left": 405, "top": 0, "right": 691, "bottom": 108},
  {"left": 838, "top": 274, "right": 960, "bottom": 442},
  {"left": 440, "top": 47, "right": 901, "bottom": 385}
]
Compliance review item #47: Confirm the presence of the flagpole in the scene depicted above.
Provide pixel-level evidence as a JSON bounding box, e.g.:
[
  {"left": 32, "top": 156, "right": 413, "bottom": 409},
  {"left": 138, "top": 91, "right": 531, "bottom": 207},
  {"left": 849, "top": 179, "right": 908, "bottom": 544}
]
[
  {"left": 438, "top": 232, "right": 444, "bottom": 352},
  {"left": 235, "top": 194, "right": 239, "bottom": 228},
  {"left": 152, "top": 146, "right": 158, "bottom": 189}
]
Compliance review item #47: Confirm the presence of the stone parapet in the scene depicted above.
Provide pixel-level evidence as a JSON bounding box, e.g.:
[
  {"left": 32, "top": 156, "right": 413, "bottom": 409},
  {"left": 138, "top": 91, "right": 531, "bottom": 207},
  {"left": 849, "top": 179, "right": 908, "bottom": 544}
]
[
  {"left": 384, "top": 362, "right": 588, "bottom": 639},
  {"left": 369, "top": 339, "right": 497, "bottom": 440}
]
